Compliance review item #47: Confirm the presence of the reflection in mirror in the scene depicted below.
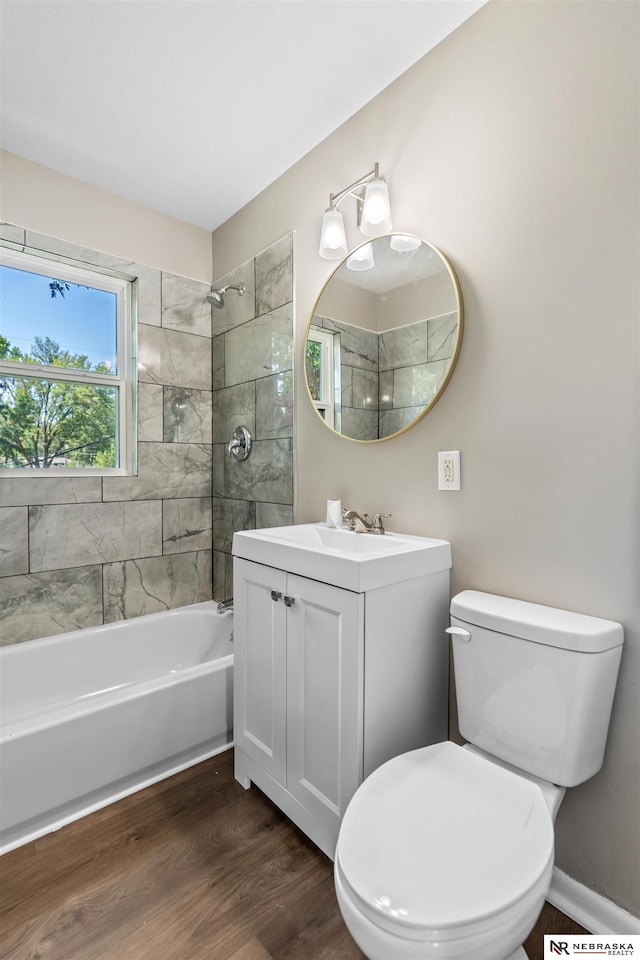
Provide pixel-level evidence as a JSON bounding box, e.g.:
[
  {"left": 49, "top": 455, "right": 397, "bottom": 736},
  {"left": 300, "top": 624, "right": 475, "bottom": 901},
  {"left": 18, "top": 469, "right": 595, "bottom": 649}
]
[{"left": 305, "top": 235, "right": 463, "bottom": 442}]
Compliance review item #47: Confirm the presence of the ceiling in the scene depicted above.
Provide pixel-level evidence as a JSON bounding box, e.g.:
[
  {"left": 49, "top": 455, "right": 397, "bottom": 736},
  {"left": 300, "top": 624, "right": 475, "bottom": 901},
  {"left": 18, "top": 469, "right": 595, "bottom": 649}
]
[{"left": 0, "top": 1, "right": 485, "bottom": 232}]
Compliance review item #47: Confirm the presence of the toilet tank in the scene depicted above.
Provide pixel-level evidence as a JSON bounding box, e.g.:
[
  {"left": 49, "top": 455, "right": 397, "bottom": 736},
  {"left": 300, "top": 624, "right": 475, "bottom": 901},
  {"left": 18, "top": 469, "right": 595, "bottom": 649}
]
[{"left": 449, "top": 591, "right": 623, "bottom": 787}]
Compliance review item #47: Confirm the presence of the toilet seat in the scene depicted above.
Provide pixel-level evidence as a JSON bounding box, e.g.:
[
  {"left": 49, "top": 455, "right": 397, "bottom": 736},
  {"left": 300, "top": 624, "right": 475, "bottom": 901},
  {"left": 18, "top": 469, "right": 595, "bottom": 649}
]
[{"left": 335, "top": 741, "right": 554, "bottom": 943}]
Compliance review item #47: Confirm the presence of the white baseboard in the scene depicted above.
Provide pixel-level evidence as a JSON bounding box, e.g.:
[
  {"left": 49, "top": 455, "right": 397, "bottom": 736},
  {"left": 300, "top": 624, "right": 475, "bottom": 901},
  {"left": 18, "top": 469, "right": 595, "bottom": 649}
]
[{"left": 548, "top": 867, "right": 640, "bottom": 935}]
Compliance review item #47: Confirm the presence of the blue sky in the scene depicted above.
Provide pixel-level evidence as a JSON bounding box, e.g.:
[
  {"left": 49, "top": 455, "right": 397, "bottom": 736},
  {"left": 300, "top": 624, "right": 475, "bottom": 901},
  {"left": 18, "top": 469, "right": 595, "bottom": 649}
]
[{"left": 0, "top": 265, "right": 117, "bottom": 371}]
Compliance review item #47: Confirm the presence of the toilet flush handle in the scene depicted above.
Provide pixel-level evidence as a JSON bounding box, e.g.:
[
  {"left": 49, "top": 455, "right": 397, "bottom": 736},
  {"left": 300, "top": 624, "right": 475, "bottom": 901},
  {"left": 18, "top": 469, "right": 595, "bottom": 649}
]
[{"left": 446, "top": 626, "right": 472, "bottom": 642}]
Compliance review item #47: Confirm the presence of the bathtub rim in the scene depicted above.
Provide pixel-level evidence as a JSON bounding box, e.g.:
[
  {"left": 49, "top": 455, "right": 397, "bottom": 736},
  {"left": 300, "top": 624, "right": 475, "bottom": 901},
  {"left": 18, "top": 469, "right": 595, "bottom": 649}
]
[{"left": 0, "top": 598, "right": 227, "bottom": 654}]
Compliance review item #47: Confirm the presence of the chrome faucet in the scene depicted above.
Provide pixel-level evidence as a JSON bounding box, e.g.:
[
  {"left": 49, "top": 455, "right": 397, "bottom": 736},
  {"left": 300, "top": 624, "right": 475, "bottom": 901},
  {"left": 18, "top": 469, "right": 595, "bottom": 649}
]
[{"left": 342, "top": 510, "right": 392, "bottom": 535}]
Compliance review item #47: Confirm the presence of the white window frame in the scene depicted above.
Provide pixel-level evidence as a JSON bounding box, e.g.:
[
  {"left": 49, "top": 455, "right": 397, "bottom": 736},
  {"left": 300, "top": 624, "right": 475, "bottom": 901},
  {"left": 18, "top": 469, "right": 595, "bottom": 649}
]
[
  {"left": 306, "top": 327, "right": 336, "bottom": 428},
  {"left": 0, "top": 244, "right": 136, "bottom": 476}
]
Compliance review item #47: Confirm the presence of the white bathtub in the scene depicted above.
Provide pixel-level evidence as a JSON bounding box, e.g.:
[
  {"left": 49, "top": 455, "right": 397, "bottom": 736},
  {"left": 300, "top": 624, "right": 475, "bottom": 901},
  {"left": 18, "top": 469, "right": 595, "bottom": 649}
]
[{"left": 0, "top": 601, "right": 233, "bottom": 854}]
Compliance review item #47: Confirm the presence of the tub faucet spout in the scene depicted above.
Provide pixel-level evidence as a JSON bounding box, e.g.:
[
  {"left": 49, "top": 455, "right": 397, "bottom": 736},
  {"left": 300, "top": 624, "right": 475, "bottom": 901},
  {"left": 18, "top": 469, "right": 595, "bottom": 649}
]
[{"left": 216, "top": 598, "right": 233, "bottom": 614}]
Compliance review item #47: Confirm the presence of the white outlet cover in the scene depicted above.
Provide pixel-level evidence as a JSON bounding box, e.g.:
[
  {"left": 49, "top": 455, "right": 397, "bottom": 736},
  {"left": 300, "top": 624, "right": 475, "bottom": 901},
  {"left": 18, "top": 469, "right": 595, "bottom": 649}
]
[{"left": 438, "top": 450, "right": 461, "bottom": 490}]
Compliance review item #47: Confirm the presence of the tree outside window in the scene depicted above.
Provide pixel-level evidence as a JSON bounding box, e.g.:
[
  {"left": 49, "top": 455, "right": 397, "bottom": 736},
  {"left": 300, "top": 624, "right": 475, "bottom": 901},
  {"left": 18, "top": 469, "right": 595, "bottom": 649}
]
[{"left": 0, "top": 247, "right": 134, "bottom": 475}]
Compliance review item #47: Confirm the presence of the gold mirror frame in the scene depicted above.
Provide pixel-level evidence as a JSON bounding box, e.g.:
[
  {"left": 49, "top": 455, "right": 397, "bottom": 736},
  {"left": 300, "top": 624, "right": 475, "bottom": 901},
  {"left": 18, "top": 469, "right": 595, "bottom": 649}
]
[{"left": 305, "top": 234, "right": 464, "bottom": 443}]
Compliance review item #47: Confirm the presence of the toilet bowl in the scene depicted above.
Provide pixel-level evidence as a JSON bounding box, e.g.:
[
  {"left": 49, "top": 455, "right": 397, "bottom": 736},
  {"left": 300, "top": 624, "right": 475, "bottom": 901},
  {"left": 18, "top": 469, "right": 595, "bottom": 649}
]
[
  {"left": 334, "top": 591, "right": 623, "bottom": 960},
  {"left": 334, "top": 741, "right": 555, "bottom": 960}
]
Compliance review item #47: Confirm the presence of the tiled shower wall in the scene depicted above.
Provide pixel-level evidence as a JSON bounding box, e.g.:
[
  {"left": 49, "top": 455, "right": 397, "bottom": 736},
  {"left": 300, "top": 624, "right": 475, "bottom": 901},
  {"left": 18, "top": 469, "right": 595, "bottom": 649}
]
[
  {"left": 0, "top": 223, "right": 214, "bottom": 645},
  {"left": 211, "top": 233, "right": 294, "bottom": 600}
]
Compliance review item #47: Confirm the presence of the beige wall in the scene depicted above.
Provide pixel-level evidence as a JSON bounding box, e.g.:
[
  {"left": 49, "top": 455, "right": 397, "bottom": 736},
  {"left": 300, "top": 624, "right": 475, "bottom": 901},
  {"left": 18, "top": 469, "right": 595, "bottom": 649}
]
[
  {"left": 0, "top": 151, "right": 212, "bottom": 283},
  {"left": 212, "top": 1, "right": 639, "bottom": 915}
]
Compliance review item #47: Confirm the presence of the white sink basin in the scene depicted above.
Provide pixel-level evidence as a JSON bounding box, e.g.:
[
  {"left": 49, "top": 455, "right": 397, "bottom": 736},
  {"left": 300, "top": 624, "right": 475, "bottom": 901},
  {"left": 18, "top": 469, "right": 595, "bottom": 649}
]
[{"left": 232, "top": 523, "right": 451, "bottom": 592}]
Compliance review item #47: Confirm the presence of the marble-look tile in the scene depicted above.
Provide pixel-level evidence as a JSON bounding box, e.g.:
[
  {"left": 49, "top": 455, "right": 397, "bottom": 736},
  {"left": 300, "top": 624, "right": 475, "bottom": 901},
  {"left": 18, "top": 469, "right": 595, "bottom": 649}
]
[
  {"left": 225, "top": 302, "right": 293, "bottom": 386},
  {"left": 322, "top": 319, "right": 377, "bottom": 373},
  {"left": 343, "top": 367, "right": 378, "bottom": 411},
  {"left": 1, "top": 223, "right": 25, "bottom": 244},
  {"left": 341, "top": 408, "right": 378, "bottom": 442},
  {"left": 0, "top": 507, "right": 28, "bottom": 576},
  {"left": 213, "top": 551, "right": 236, "bottom": 603},
  {"left": 379, "top": 406, "right": 424, "bottom": 438},
  {"left": 378, "top": 370, "right": 393, "bottom": 410},
  {"left": 162, "top": 273, "right": 212, "bottom": 338},
  {"left": 392, "top": 359, "right": 449, "bottom": 408},
  {"left": 103, "top": 442, "right": 212, "bottom": 501},
  {"left": 212, "top": 497, "right": 256, "bottom": 553},
  {"left": 224, "top": 439, "right": 293, "bottom": 505},
  {"left": 0, "top": 566, "right": 103, "bottom": 645},
  {"left": 164, "top": 387, "right": 212, "bottom": 443},
  {"left": 0, "top": 476, "right": 103, "bottom": 507},
  {"left": 225, "top": 552, "right": 234, "bottom": 600},
  {"left": 138, "top": 324, "right": 211, "bottom": 390},
  {"left": 379, "top": 319, "right": 429, "bottom": 372},
  {"left": 428, "top": 312, "right": 457, "bottom": 361},
  {"left": 24, "top": 231, "right": 162, "bottom": 326},
  {"left": 255, "top": 502, "right": 294, "bottom": 528},
  {"left": 163, "top": 498, "right": 212, "bottom": 554},
  {"left": 212, "top": 381, "right": 256, "bottom": 445},
  {"left": 213, "top": 549, "right": 229, "bottom": 602},
  {"left": 103, "top": 551, "right": 212, "bottom": 622},
  {"left": 211, "top": 260, "right": 256, "bottom": 336},
  {"left": 29, "top": 501, "right": 162, "bottom": 572},
  {"left": 138, "top": 382, "right": 164, "bottom": 442},
  {"left": 255, "top": 371, "right": 293, "bottom": 439},
  {"left": 255, "top": 233, "right": 293, "bottom": 315},
  {"left": 212, "top": 334, "right": 225, "bottom": 391},
  {"left": 212, "top": 444, "right": 226, "bottom": 498}
]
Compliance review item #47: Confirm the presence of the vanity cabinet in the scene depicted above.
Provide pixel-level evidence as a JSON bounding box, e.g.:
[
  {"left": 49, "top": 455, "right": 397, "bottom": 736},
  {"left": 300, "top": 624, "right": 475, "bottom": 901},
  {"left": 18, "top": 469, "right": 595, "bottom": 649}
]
[{"left": 233, "top": 550, "right": 451, "bottom": 859}]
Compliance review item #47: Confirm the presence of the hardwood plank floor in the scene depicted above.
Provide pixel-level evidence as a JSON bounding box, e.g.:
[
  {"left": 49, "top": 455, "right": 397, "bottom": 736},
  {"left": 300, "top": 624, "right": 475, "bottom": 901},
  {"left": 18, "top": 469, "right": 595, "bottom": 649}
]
[{"left": 0, "top": 749, "right": 588, "bottom": 960}]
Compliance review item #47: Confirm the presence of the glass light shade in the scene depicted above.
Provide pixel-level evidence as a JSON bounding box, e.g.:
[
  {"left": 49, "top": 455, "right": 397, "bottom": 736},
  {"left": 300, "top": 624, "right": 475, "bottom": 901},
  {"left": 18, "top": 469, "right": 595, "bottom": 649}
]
[
  {"left": 319, "top": 207, "right": 348, "bottom": 259},
  {"left": 346, "top": 242, "right": 375, "bottom": 271},
  {"left": 360, "top": 178, "right": 392, "bottom": 236},
  {"left": 390, "top": 234, "right": 421, "bottom": 252}
]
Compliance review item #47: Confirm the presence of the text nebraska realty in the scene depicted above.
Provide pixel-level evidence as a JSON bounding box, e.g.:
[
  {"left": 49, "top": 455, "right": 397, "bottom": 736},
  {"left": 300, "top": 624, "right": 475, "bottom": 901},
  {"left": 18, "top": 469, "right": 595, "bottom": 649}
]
[{"left": 558, "top": 945, "right": 634, "bottom": 956}]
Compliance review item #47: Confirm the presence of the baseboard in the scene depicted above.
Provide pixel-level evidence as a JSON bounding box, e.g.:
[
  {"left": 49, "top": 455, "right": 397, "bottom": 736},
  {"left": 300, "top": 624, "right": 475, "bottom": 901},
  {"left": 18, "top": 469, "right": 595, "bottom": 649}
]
[{"left": 548, "top": 867, "right": 640, "bottom": 935}]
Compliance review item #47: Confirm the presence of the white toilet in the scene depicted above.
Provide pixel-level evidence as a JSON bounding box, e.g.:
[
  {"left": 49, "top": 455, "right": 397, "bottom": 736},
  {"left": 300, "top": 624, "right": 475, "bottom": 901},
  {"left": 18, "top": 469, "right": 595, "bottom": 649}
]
[{"left": 334, "top": 590, "right": 624, "bottom": 960}]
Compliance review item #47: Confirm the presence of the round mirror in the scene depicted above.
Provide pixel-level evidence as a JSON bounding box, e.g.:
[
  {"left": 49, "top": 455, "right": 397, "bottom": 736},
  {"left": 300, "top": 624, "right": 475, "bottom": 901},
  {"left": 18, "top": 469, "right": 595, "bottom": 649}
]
[{"left": 305, "top": 234, "right": 463, "bottom": 442}]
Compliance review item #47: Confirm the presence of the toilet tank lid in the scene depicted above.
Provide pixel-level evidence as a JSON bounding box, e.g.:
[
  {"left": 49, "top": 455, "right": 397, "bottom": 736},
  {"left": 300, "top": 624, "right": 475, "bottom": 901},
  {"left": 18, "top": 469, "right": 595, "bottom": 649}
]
[{"left": 450, "top": 591, "right": 623, "bottom": 653}]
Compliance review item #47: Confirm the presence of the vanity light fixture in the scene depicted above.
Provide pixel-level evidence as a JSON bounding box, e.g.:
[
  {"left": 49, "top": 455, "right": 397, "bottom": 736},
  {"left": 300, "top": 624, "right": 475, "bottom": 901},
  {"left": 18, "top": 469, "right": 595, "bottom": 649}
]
[{"left": 319, "top": 162, "right": 392, "bottom": 259}]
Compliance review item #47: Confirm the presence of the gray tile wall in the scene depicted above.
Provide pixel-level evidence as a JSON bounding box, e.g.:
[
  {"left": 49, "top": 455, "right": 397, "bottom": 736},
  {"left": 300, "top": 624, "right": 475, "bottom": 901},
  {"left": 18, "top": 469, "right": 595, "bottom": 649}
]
[
  {"left": 0, "top": 224, "right": 214, "bottom": 645},
  {"left": 211, "top": 234, "right": 294, "bottom": 601}
]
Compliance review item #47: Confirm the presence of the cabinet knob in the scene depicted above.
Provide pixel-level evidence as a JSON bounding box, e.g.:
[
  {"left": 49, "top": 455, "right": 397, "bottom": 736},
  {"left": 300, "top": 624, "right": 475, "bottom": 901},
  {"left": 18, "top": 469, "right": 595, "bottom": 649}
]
[
  {"left": 271, "top": 590, "right": 282, "bottom": 602},
  {"left": 284, "top": 595, "right": 295, "bottom": 607}
]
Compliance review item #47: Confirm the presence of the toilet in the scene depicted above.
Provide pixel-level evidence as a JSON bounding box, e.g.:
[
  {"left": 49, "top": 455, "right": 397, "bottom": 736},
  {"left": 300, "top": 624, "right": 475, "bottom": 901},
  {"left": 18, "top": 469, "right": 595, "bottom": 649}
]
[{"left": 334, "top": 590, "right": 624, "bottom": 960}]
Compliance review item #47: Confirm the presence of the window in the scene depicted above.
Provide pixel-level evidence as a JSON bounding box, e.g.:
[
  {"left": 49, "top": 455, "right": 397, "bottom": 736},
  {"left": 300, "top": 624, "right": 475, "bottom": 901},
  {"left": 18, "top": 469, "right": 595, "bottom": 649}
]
[
  {"left": 305, "top": 327, "right": 337, "bottom": 428},
  {"left": 0, "top": 245, "right": 135, "bottom": 474}
]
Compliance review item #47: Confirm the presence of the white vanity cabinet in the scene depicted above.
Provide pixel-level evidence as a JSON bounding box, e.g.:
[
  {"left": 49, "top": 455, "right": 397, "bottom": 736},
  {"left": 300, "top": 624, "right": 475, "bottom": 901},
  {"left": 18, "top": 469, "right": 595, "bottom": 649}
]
[{"left": 232, "top": 527, "right": 451, "bottom": 859}]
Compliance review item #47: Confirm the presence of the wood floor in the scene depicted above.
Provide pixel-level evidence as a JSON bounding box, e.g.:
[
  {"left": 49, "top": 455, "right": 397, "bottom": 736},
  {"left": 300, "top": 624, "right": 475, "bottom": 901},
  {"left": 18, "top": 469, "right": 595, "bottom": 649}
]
[{"left": 0, "top": 749, "right": 588, "bottom": 960}]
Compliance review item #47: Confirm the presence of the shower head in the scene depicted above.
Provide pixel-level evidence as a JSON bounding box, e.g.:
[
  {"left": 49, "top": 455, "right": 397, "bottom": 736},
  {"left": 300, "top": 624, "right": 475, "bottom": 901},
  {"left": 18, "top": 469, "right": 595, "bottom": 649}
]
[{"left": 206, "top": 283, "right": 246, "bottom": 308}]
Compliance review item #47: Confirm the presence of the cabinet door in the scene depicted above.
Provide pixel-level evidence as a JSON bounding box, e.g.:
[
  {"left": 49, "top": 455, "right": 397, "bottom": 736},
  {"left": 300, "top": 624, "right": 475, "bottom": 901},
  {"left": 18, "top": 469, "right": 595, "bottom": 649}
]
[
  {"left": 233, "top": 558, "right": 287, "bottom": 785},
  {"left": 285, "top": 574, "right": 364, "bottom": 829}
]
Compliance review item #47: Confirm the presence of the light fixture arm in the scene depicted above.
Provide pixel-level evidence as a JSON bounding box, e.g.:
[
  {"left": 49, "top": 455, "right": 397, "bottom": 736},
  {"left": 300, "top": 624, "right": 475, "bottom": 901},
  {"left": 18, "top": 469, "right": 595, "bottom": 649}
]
[{"left": 328, "top": 163, "right": 380, "bottom": 213}]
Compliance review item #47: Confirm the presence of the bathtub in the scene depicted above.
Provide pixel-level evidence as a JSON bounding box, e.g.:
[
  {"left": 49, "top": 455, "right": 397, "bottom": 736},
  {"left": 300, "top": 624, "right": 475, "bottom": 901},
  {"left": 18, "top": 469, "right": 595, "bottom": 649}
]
[{"left": 0, "top": 601, "right": 233, "bottom": 854}]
